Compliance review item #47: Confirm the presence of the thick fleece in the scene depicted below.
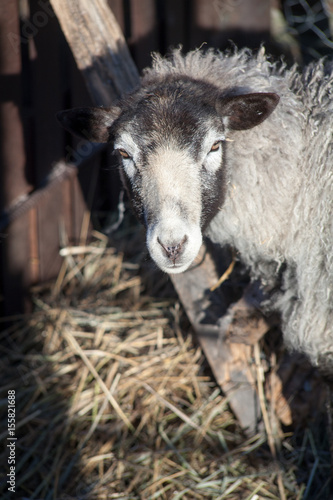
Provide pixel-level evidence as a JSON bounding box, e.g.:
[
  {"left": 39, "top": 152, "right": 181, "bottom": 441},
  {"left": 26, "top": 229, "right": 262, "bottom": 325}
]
[{"left": 144, "top": 48, "right": 333, "bottom": 367}]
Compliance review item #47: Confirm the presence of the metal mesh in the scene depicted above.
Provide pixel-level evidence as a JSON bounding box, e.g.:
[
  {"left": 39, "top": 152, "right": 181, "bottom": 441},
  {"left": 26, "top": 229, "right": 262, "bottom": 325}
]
[{"left": 283, "top": 0, "right": 333, "bottom": 60}]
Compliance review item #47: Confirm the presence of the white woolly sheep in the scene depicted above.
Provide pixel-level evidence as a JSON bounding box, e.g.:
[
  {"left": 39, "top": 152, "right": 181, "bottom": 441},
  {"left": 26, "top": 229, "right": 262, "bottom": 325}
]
[{"left": 57, "top": 47, "right": 333, "bottom": 369}]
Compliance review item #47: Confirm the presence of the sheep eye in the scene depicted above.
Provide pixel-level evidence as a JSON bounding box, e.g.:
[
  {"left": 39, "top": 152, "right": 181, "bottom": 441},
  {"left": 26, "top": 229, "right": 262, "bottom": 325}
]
[
  {"left": 210, "top": 141, "right": 221, "bottom": 152},
  {"left": 118, "top": 148, "right": 130, "bottom": 159}
]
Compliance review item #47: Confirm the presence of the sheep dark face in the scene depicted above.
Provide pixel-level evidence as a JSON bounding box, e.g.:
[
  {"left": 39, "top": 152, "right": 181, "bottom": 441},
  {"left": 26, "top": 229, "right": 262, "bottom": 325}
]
[{"left": 57, "top": 78, "right": 278, "bottom": 274}]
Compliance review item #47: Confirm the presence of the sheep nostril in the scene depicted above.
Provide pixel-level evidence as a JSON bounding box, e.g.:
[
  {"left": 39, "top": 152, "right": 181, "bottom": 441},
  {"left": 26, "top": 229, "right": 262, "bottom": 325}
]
[{"left": 157, "top": 236, "right": 188, "bottom": 263}]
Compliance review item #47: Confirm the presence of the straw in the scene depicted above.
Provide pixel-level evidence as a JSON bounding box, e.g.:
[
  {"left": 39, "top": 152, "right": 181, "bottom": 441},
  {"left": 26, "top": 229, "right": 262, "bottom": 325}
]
[{"left": 0, "top": 228, "right": 331, "bottom": 499}]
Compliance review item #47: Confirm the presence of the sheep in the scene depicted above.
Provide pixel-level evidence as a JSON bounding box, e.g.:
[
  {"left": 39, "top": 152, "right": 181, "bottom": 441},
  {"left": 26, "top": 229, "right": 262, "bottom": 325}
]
[{"left": 57, "top": 47, "right": 333, "bottom": 369}]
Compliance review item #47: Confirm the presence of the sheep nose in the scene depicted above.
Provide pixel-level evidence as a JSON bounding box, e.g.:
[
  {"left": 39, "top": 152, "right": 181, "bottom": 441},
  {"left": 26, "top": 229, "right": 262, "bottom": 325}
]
[{"left": 157, "top": 236, "right": 188, "bottom": 263}]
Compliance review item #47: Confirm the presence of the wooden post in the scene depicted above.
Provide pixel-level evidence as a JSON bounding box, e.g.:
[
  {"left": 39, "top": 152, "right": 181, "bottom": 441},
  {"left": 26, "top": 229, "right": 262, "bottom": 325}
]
[{"left": 50, "top": 0, "right": 271, "bottom": 434}]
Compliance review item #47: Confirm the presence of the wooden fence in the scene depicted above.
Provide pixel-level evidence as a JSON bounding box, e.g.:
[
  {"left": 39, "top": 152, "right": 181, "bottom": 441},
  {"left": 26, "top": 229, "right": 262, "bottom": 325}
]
[{"left": 0, "top": 0, "right": 328, "bottom": 315}]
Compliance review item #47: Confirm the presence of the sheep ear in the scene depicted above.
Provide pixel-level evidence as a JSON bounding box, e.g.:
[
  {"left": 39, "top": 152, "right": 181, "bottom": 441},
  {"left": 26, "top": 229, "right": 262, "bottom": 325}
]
[
  {"left": 56, "top": 106, "right": 121, "bottom": 143},
  {"left": 218, "top": 93, "right": 279, "bottom": 130}
]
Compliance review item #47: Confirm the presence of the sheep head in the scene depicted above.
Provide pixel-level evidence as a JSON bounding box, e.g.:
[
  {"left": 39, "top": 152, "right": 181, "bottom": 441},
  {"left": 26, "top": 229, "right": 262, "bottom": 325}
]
[{"left": 57, "top": 77, "right": 279, "bottom": 274}]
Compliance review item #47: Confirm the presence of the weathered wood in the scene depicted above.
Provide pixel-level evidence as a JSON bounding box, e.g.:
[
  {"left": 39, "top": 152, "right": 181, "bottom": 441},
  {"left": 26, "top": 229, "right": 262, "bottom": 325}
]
[
  {"left": 50, "top": 0, "right": 269, "bottom": 434},
  {"left": 129, "top": 0, "right": 158, "bottom": 70},
  {"left": 192, "top": 0, "right": 271, "bottom": 49},
  {"left": 50, "top": 0, "right": 140, "bottom": 106},
  {"left": 172, "top": 247, "right": 267, "bottom": 434},
  {"left": 0, "top": 0, "right": 33, "bottom": 313},
  {"left": 0, "top": 2, "right": 31, "bottom": 208}
]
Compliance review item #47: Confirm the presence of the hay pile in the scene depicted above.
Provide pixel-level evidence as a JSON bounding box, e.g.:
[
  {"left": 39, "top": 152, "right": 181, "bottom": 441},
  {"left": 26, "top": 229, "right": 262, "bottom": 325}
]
[{"left": 0, "top": 227, "right": 332, "bottom": 499}]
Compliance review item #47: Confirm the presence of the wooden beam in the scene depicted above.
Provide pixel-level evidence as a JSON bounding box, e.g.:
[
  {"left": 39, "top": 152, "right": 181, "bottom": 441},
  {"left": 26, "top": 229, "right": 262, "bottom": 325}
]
[{"left": 50, "top": 0, "right": 139, "bottom": 106}]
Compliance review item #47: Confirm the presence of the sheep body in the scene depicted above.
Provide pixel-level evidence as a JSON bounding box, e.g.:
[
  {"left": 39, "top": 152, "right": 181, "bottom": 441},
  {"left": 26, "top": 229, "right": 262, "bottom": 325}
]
[
  {"left": 151, "top": 48, "right": 333, "bottom": 366},
  {"left": 58, "top": 48, "right": 333, "bottom": 367}
]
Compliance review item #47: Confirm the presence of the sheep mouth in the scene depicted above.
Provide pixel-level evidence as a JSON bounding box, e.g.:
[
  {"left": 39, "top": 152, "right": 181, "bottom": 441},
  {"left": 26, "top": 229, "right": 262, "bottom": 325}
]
[{"left": 156, "top": 256, "right": 197, "bottom": 274}]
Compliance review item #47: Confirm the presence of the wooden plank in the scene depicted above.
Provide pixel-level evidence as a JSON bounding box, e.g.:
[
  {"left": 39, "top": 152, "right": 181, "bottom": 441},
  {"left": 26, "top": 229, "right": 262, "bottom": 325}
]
[
  {"left": 71, "top": 152, "right": 101, "bottom": 244},
  {"left": 1, "top": 214, "right": 33, "bottom": 314},
  {"left": 0, "top": 1, "right": 31, "bottom": 208},
  {"left": 25, "top": 1, "right": 68, "bottom": 283},
  {"left": 66, "top": 32, "right": 98, "bottom": 247},
  {"left": 191, "top": 0, "right": 270, "bottom": 49},
  {"left": 29, "top": 208, "right": 40, "bottom": 284},
  {"left": 162, "top": 0, "right": 190, "bottom": 52},
  {"left": 29, "top": 0, "right": 64, "bottom": 184},
  {"left": 50, "top": 0, "right": 269, "bottom": 434},
  {"left": 36, "top": 186, "right": 63, "bottom": 282},
  {"left": 62, "top": 175, "right": 74, "bottom": 241},
  {"left": 108, "top": 0, "right": 159, "bottom": 69},
  {"left": 171, "top": 246, "right": 265, "bottom": 435},
  {"left": 129, "top": 0, "right": 158, "bottom": 70},
  {"left": 0, "top": 0, "right": 33, "bottom": 313}
]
